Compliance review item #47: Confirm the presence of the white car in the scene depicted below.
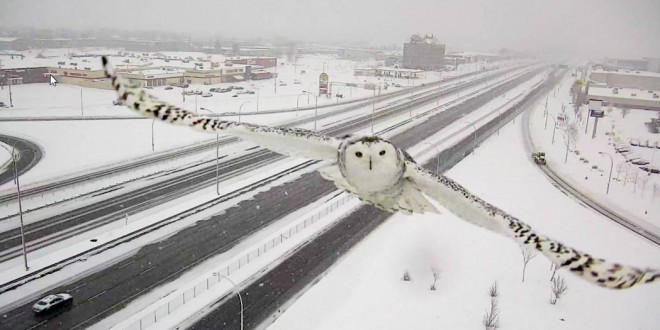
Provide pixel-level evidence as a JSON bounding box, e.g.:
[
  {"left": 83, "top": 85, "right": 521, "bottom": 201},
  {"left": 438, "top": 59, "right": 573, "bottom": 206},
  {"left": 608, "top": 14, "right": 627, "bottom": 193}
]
[{"left": 32, "top": 293, "right": 73, "bottom": 314}]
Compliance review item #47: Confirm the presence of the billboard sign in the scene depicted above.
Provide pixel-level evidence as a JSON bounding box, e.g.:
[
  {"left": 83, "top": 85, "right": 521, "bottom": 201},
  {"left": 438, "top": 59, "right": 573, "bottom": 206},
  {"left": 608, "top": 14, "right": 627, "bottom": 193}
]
[
  {"left": 319, "top": 73, "right": 329, "bottom": 95},
  {"left": 588, "top": 99, "right": 602, "bottom": 112}
]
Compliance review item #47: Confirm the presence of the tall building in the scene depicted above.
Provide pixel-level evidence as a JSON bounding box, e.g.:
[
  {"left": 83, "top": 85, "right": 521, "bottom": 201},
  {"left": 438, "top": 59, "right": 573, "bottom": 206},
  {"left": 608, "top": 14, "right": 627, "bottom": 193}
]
[{"left": 402, "top": 34, "right": 445, "bottom": 70}]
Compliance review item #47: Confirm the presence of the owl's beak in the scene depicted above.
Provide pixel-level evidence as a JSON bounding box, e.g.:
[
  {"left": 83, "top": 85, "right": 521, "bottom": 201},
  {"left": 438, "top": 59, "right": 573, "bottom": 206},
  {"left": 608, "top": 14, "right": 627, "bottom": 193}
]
[{"left": 369, "top": 157, "right": 372, "bottom": 170}]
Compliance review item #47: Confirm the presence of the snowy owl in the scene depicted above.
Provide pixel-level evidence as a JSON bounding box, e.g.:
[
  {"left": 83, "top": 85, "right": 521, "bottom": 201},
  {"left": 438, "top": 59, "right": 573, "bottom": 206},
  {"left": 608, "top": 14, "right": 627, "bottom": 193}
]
[{"left": 102, "top": 56, "right": 659, "bottom": 290}]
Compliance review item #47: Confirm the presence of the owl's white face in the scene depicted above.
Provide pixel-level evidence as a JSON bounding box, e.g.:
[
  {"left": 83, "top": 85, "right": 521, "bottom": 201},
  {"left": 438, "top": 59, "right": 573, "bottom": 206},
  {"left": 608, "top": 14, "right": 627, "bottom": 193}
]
[{"left": 341, "top": 139, "right": 403, "bottom": 193}]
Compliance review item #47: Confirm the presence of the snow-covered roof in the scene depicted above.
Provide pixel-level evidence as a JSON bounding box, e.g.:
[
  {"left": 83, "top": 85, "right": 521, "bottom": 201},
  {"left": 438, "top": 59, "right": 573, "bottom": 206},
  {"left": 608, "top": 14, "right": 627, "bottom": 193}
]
[
  {"left": 0, "top": 37, "right": 19, "bottom": 43},
  {"left": 589, "top": 86, "right": 660, "bottom": 103},
  {"left": 591, "top": 69, "right": 660, "bottom": 79}
]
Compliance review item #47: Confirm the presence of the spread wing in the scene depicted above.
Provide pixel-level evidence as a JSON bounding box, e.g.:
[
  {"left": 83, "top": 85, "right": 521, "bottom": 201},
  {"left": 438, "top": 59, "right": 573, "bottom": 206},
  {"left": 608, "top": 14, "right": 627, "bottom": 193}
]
[
  {"left": 101, "top": 56, "right": 341, "bottom": 160},
  {"left": 406, "top": 161, "right": 660, "bottom": 289}
]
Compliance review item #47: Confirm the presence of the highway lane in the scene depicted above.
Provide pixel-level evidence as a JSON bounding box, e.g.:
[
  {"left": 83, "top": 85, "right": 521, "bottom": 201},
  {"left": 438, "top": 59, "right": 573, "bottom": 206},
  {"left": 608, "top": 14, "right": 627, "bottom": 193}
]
[
  {"left": 0, "top": 66, "right": 547, "bottom": 329},
  {"left": 519, "top": 83, "right": 660, "bottom": 245},
  {"left": 0, "top": 67, "right": 488, "bottom": 204},
  {"left": 0, "top": 134, "right": 42, "bottom": 187},
  {"left": 0, "top": 65, "right": 532, "bottom": 259},
  {"left": 191, "top": 69, "right": 557, "bottom": 330}
]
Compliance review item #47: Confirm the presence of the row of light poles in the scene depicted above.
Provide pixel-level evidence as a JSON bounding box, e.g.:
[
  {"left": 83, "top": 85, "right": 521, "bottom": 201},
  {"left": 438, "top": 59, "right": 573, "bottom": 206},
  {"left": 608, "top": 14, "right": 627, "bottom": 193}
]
[
  {"left": 199, "top": 108, "right": 221, "bottom": 196},
  {"left": 0, "top": 144, "right": 29, "bottom": 271}
]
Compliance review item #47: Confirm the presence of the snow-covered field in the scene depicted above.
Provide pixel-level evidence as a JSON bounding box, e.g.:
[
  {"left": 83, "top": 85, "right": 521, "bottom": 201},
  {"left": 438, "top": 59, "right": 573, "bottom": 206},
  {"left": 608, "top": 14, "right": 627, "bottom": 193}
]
[
  {"left": 528, "top": 72, "right": 660, "bottom": 228},
  {"left": 268, "top": 112, "right": 660, "bottom": 330}
]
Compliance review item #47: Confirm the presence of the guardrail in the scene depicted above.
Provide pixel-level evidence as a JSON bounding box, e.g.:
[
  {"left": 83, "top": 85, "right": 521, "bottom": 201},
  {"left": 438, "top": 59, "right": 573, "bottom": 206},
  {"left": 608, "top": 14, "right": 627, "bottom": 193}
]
[{"left": 121, "top": 193, "right": 353, "bottom": 330}]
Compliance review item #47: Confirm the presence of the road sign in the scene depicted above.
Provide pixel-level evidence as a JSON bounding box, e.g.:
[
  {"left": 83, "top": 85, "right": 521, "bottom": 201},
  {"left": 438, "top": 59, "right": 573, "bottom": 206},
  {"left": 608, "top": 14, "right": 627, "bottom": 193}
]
[
  {"left": 589, "top": 110, "right": 605, "bottom": 118},
  {"left": 319, "top": 73, "right": 329, "bottom": 95}
]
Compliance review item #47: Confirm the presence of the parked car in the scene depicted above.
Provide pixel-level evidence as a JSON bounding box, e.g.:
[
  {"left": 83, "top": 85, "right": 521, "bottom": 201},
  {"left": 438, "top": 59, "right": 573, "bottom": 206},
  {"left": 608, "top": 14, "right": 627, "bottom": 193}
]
[
  {"left": 112, "top": 99, "right": 123, "bottom": 106},
  {"left": 164, "top": 86, "right": 173, "bottom": 90},
  {"left": 232, "top": 94, "right": 239, "bottom": 97},
  {"left": 202, "top": 92, "right": 213, "bottom": 97},
  {"left": 233, "top": 86, "right": 244, "bottom": 90},
  {"left": 245, "top": 90, "right": 255, "bottom": 94},
  {"left": 194, "top": 90, "right": 203, "bottom": 95},
  {"left": 0, "top": 101, "right": 6, "bottom": 108},
  {"left": 32, "top": 293, "right": 73, "bottom": 314},
  {"left": 144, "top": 86, "right": 153, "bottom": 89},
  {"left": 218, "top": 88, "right": 231, "bottom": 93}
]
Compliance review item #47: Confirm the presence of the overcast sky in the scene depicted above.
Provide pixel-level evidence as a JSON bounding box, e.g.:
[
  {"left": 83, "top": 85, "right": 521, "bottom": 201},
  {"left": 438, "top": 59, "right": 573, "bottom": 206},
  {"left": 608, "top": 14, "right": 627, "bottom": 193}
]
[{"left": 1, "top": 0, "right": 658, "bottom": 58}]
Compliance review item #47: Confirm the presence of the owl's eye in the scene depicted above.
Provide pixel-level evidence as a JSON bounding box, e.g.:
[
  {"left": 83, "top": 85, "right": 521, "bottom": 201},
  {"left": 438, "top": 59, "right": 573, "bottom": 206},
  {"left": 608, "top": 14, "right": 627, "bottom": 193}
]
[
  {"left": 355, "top": 151, "right": 363, "bottom": 158},
  {"left": 379, "top": 150, "right": 386, "bottom": 156}
]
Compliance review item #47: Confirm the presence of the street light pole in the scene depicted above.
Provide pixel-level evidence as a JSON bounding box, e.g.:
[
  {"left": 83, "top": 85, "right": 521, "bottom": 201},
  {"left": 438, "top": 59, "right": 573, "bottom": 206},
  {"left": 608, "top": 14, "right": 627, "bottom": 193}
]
[
  {"left": 598, "top": 152, "right": 613, "bottom": 194},
  {"left": 409, "top": 79, "right": 415, "bottom": 117},
  {"left": 2, "top": 145, "right": 29, "bottom": 271},
  {"left": 464, "top": 120, "right": 477, "bottom": 155},
  {"left": 151, "top": 119, "right": 156, "bottom": 151},
  {"left": 306, "top": 82, "right": 315, "bottom": 104},
  {"left": 80, "top": 90, "right": 84, "bottom": 116},
  {"left": 200, "top": 108, "right": 220, "bottom": 196},
  {"left": 238, "top": 101, "right": 251, "bottom": 123},
  {"left": 214, "top": 273, "right": 244, "bottom": 330},
  {"left": 371, "top": 88, "right": 376, "bottom": 133}
]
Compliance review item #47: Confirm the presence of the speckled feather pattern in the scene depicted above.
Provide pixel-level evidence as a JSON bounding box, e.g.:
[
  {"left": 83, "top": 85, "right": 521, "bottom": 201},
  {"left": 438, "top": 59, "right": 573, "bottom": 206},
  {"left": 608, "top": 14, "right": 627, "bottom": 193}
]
[{"left": 408, "top": 163, "right": 660, "bottom": 289}]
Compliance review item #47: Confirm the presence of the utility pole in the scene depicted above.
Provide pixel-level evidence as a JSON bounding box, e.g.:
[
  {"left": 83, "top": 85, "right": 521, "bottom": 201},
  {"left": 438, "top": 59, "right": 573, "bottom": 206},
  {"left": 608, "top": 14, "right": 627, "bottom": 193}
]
[
  {"left": 8, "top": 77, "right": 13, "bottom": 107},
  {"left": 80, "top": 90, "right": 84, "bottom": 115},
  {"left": 8, "top": 147, "right": 29, "bottom": 271}
]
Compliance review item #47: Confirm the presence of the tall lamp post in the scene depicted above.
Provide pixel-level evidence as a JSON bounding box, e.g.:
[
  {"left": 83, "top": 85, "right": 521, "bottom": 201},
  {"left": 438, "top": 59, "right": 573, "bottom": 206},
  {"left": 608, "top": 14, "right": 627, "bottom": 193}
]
[
  {"left": 304, "top": 91, "right": 319, "bottom": 131},
  {"left": 213, "top": 273, "right": 244, "bottom": 330},
  {"left": 151, "top": 119, "right": 156, "bottom": 151},
  {"left": 255, "top": 87, "right": 260, "bottom": 112},
  {"left": 1, "top": 145, "right": 29, "bottom": 270},
  {"left": 238, "top": 101, "right": 251, "bottom": 123},
  {"left": 306, "top": 82, "right": 316, "bottom": 104},
  {"left": 598, "top": 151, "right": 613, "bottom": 194},
  {"left": 464, "top": 120, "right": 477, "bottom": 155},
  {"left": 296, "top": 93, "right": 306, "bottom": 110},
  {"left": 200, "top": 108, "right": 220, "bottom": 196},
  {"left": 423, "top": 142, "right": 441, "bottom": 175}
]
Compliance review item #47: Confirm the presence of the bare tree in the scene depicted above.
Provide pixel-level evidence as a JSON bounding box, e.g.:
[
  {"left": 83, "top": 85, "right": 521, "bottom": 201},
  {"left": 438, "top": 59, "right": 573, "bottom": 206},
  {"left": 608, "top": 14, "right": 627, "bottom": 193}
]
[
  {"left": 482, "top": 295, "right": 500, "bottom": 330},
  {"left": 562, "top": 119, "right": 579, "bottom": 164},
  {"left": 550, "top": 263, "right": 559, "bottom": 281},
  {"left": 430, "top": 267, "right": 441, "bottom": 291},
  {"left": 403, "top": 270, "right": 412, "bottom": 282},
  {"left": 488, "top": 281, "right": 499, "bottom": 299},
  {"left": 520, "top": 246, "right": 538, "bottom": 282},
  {"left": 550, "top": 275, "right": 568, "bottom": 305}
]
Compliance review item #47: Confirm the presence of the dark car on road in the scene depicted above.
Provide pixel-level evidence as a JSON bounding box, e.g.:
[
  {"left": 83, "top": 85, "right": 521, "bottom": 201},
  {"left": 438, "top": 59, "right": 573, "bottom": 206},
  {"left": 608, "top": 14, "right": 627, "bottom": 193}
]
[{"left": 32, "top": 293, "right": 73, "bottom": 314}]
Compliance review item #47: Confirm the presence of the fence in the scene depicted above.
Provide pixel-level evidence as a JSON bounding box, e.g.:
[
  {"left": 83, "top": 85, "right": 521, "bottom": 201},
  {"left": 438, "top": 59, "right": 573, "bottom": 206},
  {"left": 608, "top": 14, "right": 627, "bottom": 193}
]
[{"left": 122, "top": 193, "right": 353, "bottom": 330}]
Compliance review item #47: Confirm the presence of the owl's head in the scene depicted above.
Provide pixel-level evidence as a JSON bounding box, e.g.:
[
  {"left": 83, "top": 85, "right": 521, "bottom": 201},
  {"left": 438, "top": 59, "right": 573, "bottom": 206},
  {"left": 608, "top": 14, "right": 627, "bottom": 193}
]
[{"left": 340, "top": 136, "right": 404, "bottom": 192}]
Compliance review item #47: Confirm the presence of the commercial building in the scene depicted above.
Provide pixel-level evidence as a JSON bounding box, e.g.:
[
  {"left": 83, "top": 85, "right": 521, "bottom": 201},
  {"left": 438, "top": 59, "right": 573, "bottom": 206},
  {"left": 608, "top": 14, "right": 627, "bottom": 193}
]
[
  {"left": 225, "top": 57, "right": 277, "bottom": 68},
  {"left": 590, "top": 70, "right": 660, "bottom": 91},
  {"left": 402, "top": 34, "right": 445, "bottom": 71},
  {"left": 588, "top": 86, "right": 660, "bottom": 111},
  {"left": 601, "top": 57, "right": 660, "bottom": 73},
  {"left": 1, "top": 67, "right": 49, "bottom": 85}
]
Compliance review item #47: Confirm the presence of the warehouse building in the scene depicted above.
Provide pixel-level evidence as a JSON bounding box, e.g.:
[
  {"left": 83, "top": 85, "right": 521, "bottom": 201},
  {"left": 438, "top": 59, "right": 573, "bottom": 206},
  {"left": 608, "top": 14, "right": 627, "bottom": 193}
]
[{"left": 402, "top": 34, "right": 445, "bottom": 71}]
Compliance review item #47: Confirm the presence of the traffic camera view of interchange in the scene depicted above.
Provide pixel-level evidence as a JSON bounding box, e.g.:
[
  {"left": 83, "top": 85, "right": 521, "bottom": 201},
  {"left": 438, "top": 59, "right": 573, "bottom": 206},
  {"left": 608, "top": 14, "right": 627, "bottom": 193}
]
[{"left": 0, "top": 1, "right": 659, "bottom": 329}]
